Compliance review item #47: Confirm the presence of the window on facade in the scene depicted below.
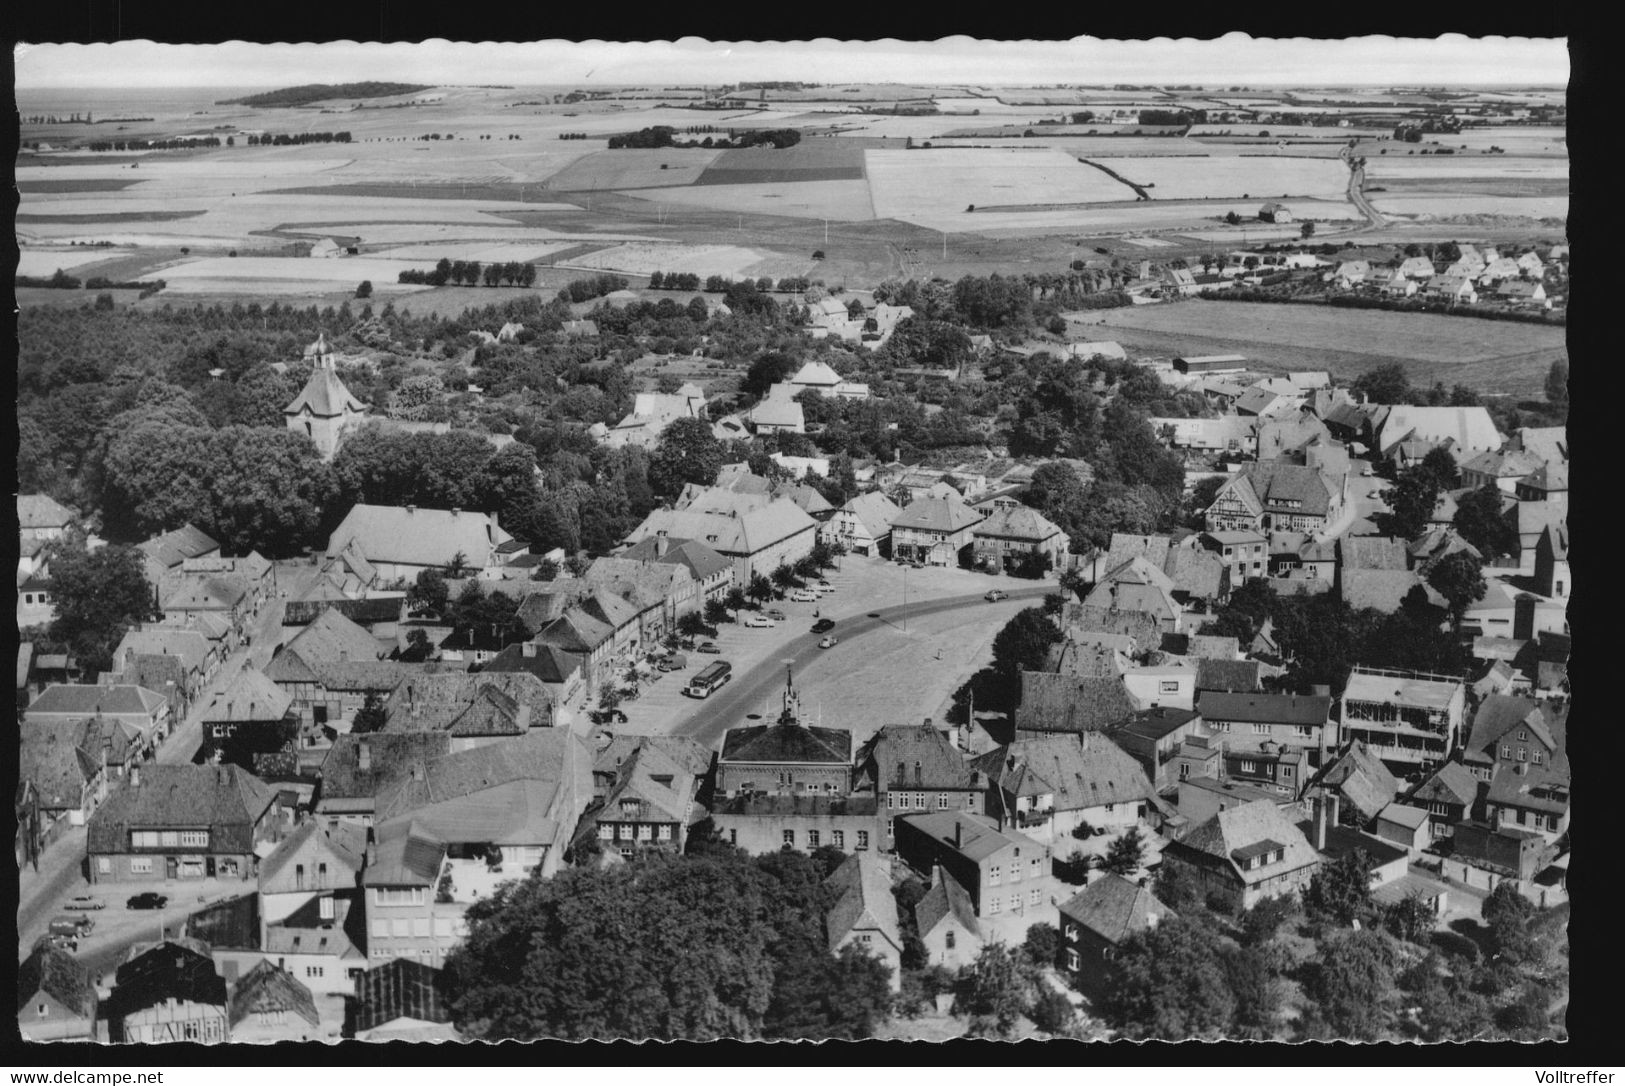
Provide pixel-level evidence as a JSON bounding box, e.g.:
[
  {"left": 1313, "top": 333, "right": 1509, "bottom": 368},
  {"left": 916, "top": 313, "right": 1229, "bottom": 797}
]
[
  {"left": 1501, "top": 746, "right": 1512, "bottom": 759},
  {"left": 131, "top": 831, "right": 160, "bottom": 848},
  {"left": 1030, "top": 889, "right": 1042, "bottom": 906},
  {"left": 988, "top": 896, "right": 1001, "bottom": 915},
  {"left": 730, "top": 829, "right": 738, "bottom": 845},
  {"left": 808, "top": 830, "right": 821, "bottom": 848},
  {"left": 1178, "top": 763, "right": 1191, "bottom": 780},
  {"left": 1160, "top": 681, "right": 1179, "bottom": 695},
  {"left": 392, "top": 919, "right": 410, "bottom": 937},
  {"left": 856, "top": 831, "right": 869, "bottom": 850},
  {"left": 783, "top": 830, "right": 795, "bottom": 847},
  {"left": 1283, "top": 767, "right": 1294, "bottom": 779},
  {"left": 989, "top": 865, "right": 1001, "bottom": 884},
  {"left": 832, "top": 830, "right": 844, "bottom": 848},
  {"left": 1066, "top": 949, "right": 1080, "bottom": 971},
  {"left": 657, "top": 825, "right": 672, "bottom": 841},
  {"left": 179, "top": 830, "right": 208, "bottom": 848},
  {"left": 1533, "top": 751, "right": 1544, "bottom": 765},
  {"left": 1517, "top": 730, "right": 1528, "bottom": 741},
  {"left": 887, "top": 794, "right": 895, "bottom": 810},
  {"left": 307, "top": 966, "right": 324, "bottom": 978},
  {"left": 1517, "top": 748, "right": 1527, "bottom": 762},
  {"left": 371, "top": 919, "right": 388, "bottom": 938},
  {"left": 1240, "top": 761, "right": 1257, "bottom": 775},
  {"left": 938, "top": 793, "right": 950, "bottom": 810},
  {"left": 598, "top": 824, "right": 613, "bottom": 840},
  {"left": 1252, "top": 723, "right": 1270, "bottom": 735},
  {"left": 1031, "top": 857, "right": 1042, "bottom": 877},
  {"left": 130, "top": 857, "right": 154, "bottom": 874},
  {"left": 945, "top": 932, "right": 956, "bottom": 950},
  {"left": 1214, "top": 722, "right": 1231, "bottom": 733},
  {"left": 638, "top": 824, "right": 653, "bottom": 841},
  {"left": 97, "top": 857, "right": 111, "bottom": 874}
]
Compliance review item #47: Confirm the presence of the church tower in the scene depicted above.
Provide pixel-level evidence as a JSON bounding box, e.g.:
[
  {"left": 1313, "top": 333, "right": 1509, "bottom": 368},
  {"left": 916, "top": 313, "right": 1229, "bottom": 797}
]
[{"left": 284, "top": 333, "right": 366, "bottom": 461}]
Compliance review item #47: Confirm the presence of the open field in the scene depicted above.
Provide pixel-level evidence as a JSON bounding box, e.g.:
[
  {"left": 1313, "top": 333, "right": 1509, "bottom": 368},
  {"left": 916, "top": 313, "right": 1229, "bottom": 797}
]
[
  {"left": 369, "top": 241, "right": 585, "bottom": 262},
  {"left": 1449, "top": 127, "right": 1566, "bottom": 155},
  {"left": 560, "top": 241, "right": 778, "bottom": 279},
  {"left": 544, "top": 149, "right": 724, "bottom": 191},
  {"left": 867, "top": 147, "right": 1133, "bottom": 222},
  {"left": 158, "top": 255, "right": 439, "bottom": 294},
  {"left": 1092, "top": 299, "right": 1566, "bottom": 394},
  {"left": 694, "top": 142, "right": 866, "bottom": 184},
  {"left": 16, "top": 177, "right": 144, "bottom": 193},
  {"left": 1365, "top": 157, "right": 1567, "bottom": 180},
  {"left": 16, "top": 248, "right": 139, "bottom": 276},
  {"left": 629, "top": 179, "right": 874, "bottom": 221},
  {"left": 1371, "top": 195, "right": 1568, "bottom": 221},
  {"left": 1106, "top": 155, "right": 1349, "bottom": 200}
]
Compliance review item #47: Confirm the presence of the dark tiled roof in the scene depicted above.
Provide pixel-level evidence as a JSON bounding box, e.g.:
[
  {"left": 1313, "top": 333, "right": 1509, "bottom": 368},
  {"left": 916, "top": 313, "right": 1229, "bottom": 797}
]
[
  {"left": 1197, "top": 690, "right": 1330, "bottom": 726},
  {"left": 855, "top": 723, "right": 976, "bottom": 792},
  {"left": 721, "top": 721, "right": 853, "bottom": 765},
  {"left": 710, "top": 793, "right": 879, "bottom": 817},
  {"left": 1195, "top": 658, "right": 1261, "bottom": 694},
  {"left": 382, "top": 671, "right": 555, "bottom": 735},
  {"left": 1015, "top": 671, "right": 1140, "bottom": 735},
  {"left": 1060, "top": 604, "right": 1163, "bottom": 653},
  {"left": 137, "top": 524, "right": 220, "bottom": 570},
  {"left": 26, "top": 683, "right": 166, "bottom": 719},
  {"left": 1340, "top": 535, "right": 1409, "bottom": 571},
  {"left": 975, "top": 731, "right": 1154, "bottom": 810},
  {"left": 1339, "top": 569, "right": 1444, "bottom": 613},
  {"left": 483, "top": 642, "right": 583, "bottom": 685},
  {"left": 18, "top": 944, "right": 96, "bottom": 1020},
  {"left": 1295, "top": 822, "right": 1409, "bottom": 870},
  {"left": 20, "top": 721, "right": 101, "bottom": 810},
  {"left": 354, "top": 959, "right": 453, "bottom": 1034},
  {"left": 1112, "top": 707, "right": 1201, "bottom": 743},
  {"left": 228, "top": 960, "right": 320, "bottom": 1029},
  {"left": 915, "top": 867, "right": 980, "bottom": 938},
  {"left": 1315, "top": 742, "right": 1399, "bottom": 822},
  {"left": 1058, "top": 874, "right": 1176, "bottom": 946},
  {"left": 283, "top": 597, "right": 406, "bottom": 627},
  {"left": 318, "top": 733, "right": 455, "bottom": 807},
  {"left": 108, "top": 942, "right": 227, "bottom": 1035},
  {"left": 183, "top": 893, "right": 261, "bottom": 951},
  {"left": 88, "top": 764, "right": 276, "bottom": 854},
  {"left": 824, "top": 850, "right": 901, "bottom": 953},
  {"left": 621, "top": 535, "right": 735, "bottom": 584}
]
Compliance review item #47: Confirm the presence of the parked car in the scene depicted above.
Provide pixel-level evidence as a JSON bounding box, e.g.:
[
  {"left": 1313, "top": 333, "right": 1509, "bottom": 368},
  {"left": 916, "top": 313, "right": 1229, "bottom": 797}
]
[
  {"left": 126, "top": 893, "right": 168, "bottom": 911},
  {"left": 813, "top": 579, "right": 835, "bottom": 592},
  {"left": 658, "top": 654, "right": 689, "bottom": 672},
  {"left": 50, "top": 916, "right": 94, "bottom": 936},
  {"left": 743, "top": 614, "right": 775, "bottom": 628},
  {"left": 696, "top": 641, "right": 722, "bottom": 654},
  {"left": 765, "top": 609, "right": 787, "bottom": 622},
  {"left": 985, "top": 589, "right": 1007, "bottom": 602},
  {"left": 45, "top": 934, "right": 78, "bottom": 953},
  {"left": 64, "top": 895, "right": 104, "bottom": 911},
  {"left": 788, "top": 589, "right": 819, "bottom": 603},
  {"left": 811, "top": 618, "right": 836, "bottom": 634},
  {"left": 818, "top": 636, "right": 839, "bottom": 649}
]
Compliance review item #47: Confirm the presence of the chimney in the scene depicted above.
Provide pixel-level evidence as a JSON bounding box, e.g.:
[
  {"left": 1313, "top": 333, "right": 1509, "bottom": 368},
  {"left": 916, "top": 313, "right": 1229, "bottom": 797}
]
[
  {"left": 953, "top": 820, "right": 963, "bottom": 850},
  {"left": 409, "top": 684, "right": 418, "bottom": 716},
  {"left": 522, "top": 642, "right": 537, "bottom": 658},
  {"left": 358, "top": 741, "right": 371, "bottom": 772},
  {"left": 130, "top": 766, "right": 141, "bottom": 789}
]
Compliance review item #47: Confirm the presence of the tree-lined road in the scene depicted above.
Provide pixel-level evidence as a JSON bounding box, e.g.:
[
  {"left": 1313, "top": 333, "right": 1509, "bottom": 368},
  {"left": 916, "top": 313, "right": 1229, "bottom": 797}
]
[{"left": 674, "top": 585, "right": 1051, "bottom": 750}]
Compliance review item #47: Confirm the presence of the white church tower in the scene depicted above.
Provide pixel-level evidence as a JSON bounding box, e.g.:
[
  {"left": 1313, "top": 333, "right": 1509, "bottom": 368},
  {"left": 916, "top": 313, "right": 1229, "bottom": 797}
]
[{"left": 284, "top": 333, "right": 366, "bottom": 461}]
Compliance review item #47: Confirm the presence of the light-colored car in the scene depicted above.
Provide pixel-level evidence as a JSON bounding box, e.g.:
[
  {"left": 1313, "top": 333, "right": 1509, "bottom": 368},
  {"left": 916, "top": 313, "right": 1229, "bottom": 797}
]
[
  {"left": 696, "top": 641, "right": 722, "bottom": 655},
  {"left": 1360, "top": 466, "right": 1375, "bottom": 477},
  {"left": 743, "top": 613, "right": 775, "bottom": 628},
  {"left": 984, "top": 589, "right": 1007, "bottom": 602},
  {"left": 818, "top": 636, "right": 839, "bottom": 649},
  {"left": 65, "top": 896, "right": 104, "bottom": 911},
  {"left": 813, "top": 580, "right": 836, "bottom": 593},
  {"left": 788, "top": 589, "right": 818, "bottom": 603}
]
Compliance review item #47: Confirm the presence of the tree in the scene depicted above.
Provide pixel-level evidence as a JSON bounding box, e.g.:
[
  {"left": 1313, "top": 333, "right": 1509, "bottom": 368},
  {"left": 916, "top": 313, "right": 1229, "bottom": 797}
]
[
  {"left": 703, "top": 599, "right": 730, "bottom": 626},
  {"left": 1225, "top": 945, "right": 1282, "bottom": 1039},
  {"left": 1382, "top": 891, "right": 1436, "bottom": 944},
  {"left": 1351, "top": 363, "right": 1411, "bottom": 405},
  {"left": 762, "top": 941, "right": 894, "bottom": 1040},
  {"left": 45, "top": 541, "right": 156, "bottom": 674},
  {"left": 1425, "top": 550, "right": 1486, "bottom": 625},
  {"left": 990, "top": 606, "right": 1062, "bottom": 689},
  {"left": 1300, "top": 221, "right": 1316, "bottom": 239},
  {"left": 1452, "top": 483, "right": 1517, "bottom": 559},
  {"left": 1023, "top": 922, "right": 1060, "bottom": 968},
  {"left": 1304, "top": 850, "right": 1376, "bottom": 927},
  {"left": 1417, "top": 446, "right": 1461, "bottom": 491},
  {"left": 1225, "top": 211, "right": 1241, "bottom": 225},
  {"left": 351, "top": 693, "right": 388, "bottom": 734},
  {"left": 1105, "top": 918, "right": 1237, "bottom": 1040},
  {"left": 1481, "top": 882, "right": 1536, "bottom": 964},
  {"left": 747, "top": 573, "right": 775, "bottom": 606},
  {"left": 1301, "top": 929, "right": 1398, "bottom": 1040},
  {"left": 355, "top": 280, "right": 373, "bottom": 299},
  {"left": 1100, "top": 826, "right": 1147, "bottom": 877},
  {"left": 1543, "top": 358, "right": 1569, "bottom": 407},
  {"left": 442, "top": 551, "right": 474, "bottom": 579},
  {"left": 410, "top": 568, "right": 450, "bottom": 617},
  {"left": 677, "top": 612, "right": 712, "bottom": 639},
  {"left": 648, "top": 417, "right": 724, "bottom": 499},
  {"left": 958, "top": 942, "right": 1028, "bottom": 1038},
  {"left": 1385, "top": 464, "right": 1442, "bottom": 540},
  {"left": 725, "top": 587, "right": 748, "bottom": 614}
]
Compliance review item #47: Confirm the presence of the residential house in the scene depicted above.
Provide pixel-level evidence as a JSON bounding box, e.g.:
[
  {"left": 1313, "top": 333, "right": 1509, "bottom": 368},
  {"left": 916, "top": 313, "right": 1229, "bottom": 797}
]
[
  {"left": 890, "top": 495, "right": 985, "bottom": 567},
  {"left": 1514, "top": 461, "right": 1567, "bottom": 508},
  {"left": 1298, "top": 809, "right": 1412, "bottom": 889},
  {"left": 1108, "top": 707, "right": 1210, "bottom": 791},
  {"left": 1372, "top": 406, "right": 1503, "bottom": 461},
  {"left": 314, "top": 733, "right": 453, "bottom": 827},
  {"left": 1507, "top": 428, "right": 1568, "bottom": 468},
  {"left": 1121, "top": 658, "right": 1197, "bottom": 712},
  {"left": 1081, "top": 558, "right": 1182, "bottom": 634},
  {"left": 620, "top": 534, "right": 734, "bottom": 604},
  {"left": 351, "top": 959, "right": 458, "bottom": 1042},
  {"left": 1534, "top": 523, "right": 1569, "bottom": 601},
  {"left": 1485, "top": 765, "right": 1569, "bottom": 843},
  {"left": 1462, "top": 695, "right": 1567, "bottom": 784},
  {"left": 25, "top": 683, "right": 171, "bottom": 748},
  {"left": 622, "top": 494, "right": 819, "bottom": 588},
  {"left": 1446, "top": 820, "right": 1558, "bottom": 886},
  {"left": 1327, "top": 260, "right": 1370, "bottom": 285},
  {"left": 200, "top": 667, "right": 297, "bottom": 768},
  {"left": 158, "top": 569, "right": 254, "bottom": 639},
  {"left": 853, "top": 722, "right": 984, "bottom": 852},
  {"left": 914, "top": 865, "right": 984, "bottom": 972},
  {"left": 226, "top": 961, "right": 322, "bottom": 1043},
  {"left": 1195, "top": 658, "right": 1262, "bottom": 697},
  {"left": 1014, "top": 671, "right": 1141, "bottom": 740},
  {"left": 1460, "top": 448, "right": 1545, "bottom": 493},
  {"left": 1204, "top": 460, "right": 1345, "bottom": 534},
  {"left": 1372, "top": 803, "right": 1432, "bottom": 854},
  {"left": 137, "top": 524, "right": 221, "bottom": 587},
  {"left": 603, "top": 385, "right": 708, "bottom": 449},
  {"left": 749, "top": 397, "right": 806, "bottom": 435},
  {"left": 19, "top": 721, "right": 108, "bottom": 831},
  {"left": 113, "top": 626, "right": 216, "bottom": 709},
  {"left": 585, "top": 735, "right": 711, "bottom": 859},
  {"left": 1058, "top": 603, "right": 1164, "bottom": 655},
  {"left": 1196, "top": 689, "right": 1334, "bottom": 762},
  {"left": 257, "top": 817, "right": 367, "bottom": 950},
  {"left": 1057, "top": 875, "right": 1175, "bottom": 984},
  {"left": 782, "top": 359, "right": 871, "bottom": 400},
  {"left": 1477, "top": 256, "right": 1522, "bottom": 285},
  {"left": 534, "top": 606, "right": 619, "bottom": 697},
  {"left": 1160, "top": 798, "right": 1320, "bottom": 911},
  {"left": 1339, "top": 568, "right": 1447, "bottom": 614},
  {"left": 893, "top": 811, "right": 1057, "bottom": 940},
  {"left": 1395, "top": 255, "right": 1438, "bottom": 280},
  {"left": 1174, "top": 776, "right": 1294, "bottom": 825},
  {"left": 1307, "top": 741, "right": 1399, "bottom": 826},
  {"left": 824, "top": 851, "right": 903, "bottom": 991},
  {"left": 583, "top": 556, "right": 699, "bottom": 648},
  {"left": 17, "top": 943, "right": 98, "bottom": 1042},
  {"left": 1174, "top": 355, "right": 1248, "bottom": 376},
  {"left": 1199, "top": 530, "right": 1268, "bottom": 584},
  {"left": 973, "top": 732, "right": 1157, "bottom": 855},
  {"left": 560, "top": 319, "right": 598, "bottom": 338},
  {"left": 17, "top": 493, "right": 78, "bottom": 546},
  {"left": 263, "top": 608, "right": 402, "bottom": 729},
  {"left": 379, "top": 671, "right": 559, "bottom": 751},
  {"left": 1339, "top": 666, "right": 1467, "bottom": 773},
  {"left": 1150, "top": 415, "right": 1253, "bottom": 453},
  {"left": 1258, "top": 202, "right": 1293, "bottom": 223},
  {"left": 326, "top": 505, "right": 518, "bottom": 582},
  {"left": 364, "top": 729, "right": 593, "bottom": 966},
  {"left": 824, "top": 492, "right": 903, "bottom": 558},
  {"left": 481, "top": 641, "right": 586, "bottom": 725},
  {"left": 105, "top": 940, "right": 230, "bottom": 1044},
  {"left": 1340, "top": 535, "right": 1408, "bottom": 572},
  {"left": 87, "top": 763, "right": 283, "bottom": 884},
  {"left": 970, "top": 498, "right": 1066, "bottom": 574}
]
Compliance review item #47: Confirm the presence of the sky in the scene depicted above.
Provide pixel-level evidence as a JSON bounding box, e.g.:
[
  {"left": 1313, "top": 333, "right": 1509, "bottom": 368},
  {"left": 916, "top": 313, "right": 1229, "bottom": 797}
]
[{"left": 14, "top": 36, "right": 1569, "bottom": 90}]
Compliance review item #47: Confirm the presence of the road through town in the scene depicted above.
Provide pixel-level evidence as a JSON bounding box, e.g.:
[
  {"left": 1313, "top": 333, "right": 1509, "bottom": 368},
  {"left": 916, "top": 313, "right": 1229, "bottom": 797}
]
[{"left": 673, "top": 585, "right": 1051, "bottom": 750}]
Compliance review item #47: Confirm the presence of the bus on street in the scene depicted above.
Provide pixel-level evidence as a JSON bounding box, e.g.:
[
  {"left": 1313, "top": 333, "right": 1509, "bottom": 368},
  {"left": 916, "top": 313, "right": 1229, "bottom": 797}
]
[{"left": 686, "top": 660, "right": 732, "bottom": 699}]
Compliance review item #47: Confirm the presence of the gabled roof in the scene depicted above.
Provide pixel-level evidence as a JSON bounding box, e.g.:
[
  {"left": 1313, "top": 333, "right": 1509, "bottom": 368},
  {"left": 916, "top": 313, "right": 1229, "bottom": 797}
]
[
  {"left": 317, "top": 732, "right": 454, "bottom": 810},
  {"left": 1461, "top": 448, "right": 1544, "bottom": 480},
  {"left": 891, "top": 494, "right": 984, "bottom": 535},
  {"left": 26, "top": 683, "right": 167, "bottom": 720},
  {"left": 1232, "top": 460, "right": 1340, "bottom": 517},
  {"left": 1315, "top": 741, "right": 1400, "bottom": 822},
  {"left": 353, "top": 959, "right": 453, "bottom": 1035},
  {"left": 835, "top": 492, "right": 904, "bottom": 539},
  {"left": 258, "top": 817, "right": 366, "bottom": 892},
  {"left": 382, "top": 671, "right": 555, "bottom": 736},
  {"left": 328, "top": 504, "right": 514, "bottom": 570},
  {"left": 790, "top": 360, "right": 844, "bottom": 387},
  {"left": 1196, "top": 690, "right": 1330, "bottom": 726},
  {"left": 17, "top": 493, "right": 76, "bottom": 530},
  {"left": 1015, "top": 671, "right": 1141, "bottom": 735},
  {"left": 483, "top": 642, "right": 583, "bottom": 685},
  {"left": 1340, "top": 535, "right": 1409, "bottom": 572},
  {"left": 901, "top": 810, "right": 1039, "bottom": 862},
  {"left": 1376, "top": 406, "right": 1502, "bottom": 455},
  {"left": 855, "top": 723, "right": 976, "bottom": 792},
  {"left": 265, "top": 608, "right": 383, "bottom": 682},
  {"left": 1485, "top": 763, "right": 1569, "bottom": 813},
  {"left": 1195, "top": 658, "right": 1261, "bottom": 694},
  {"left": 18, "top": 944, "right": 96, "bottom": 1020},
  {"left": 538, "top": 606, "right": 616, "bottom": 654},
  {"left": 620, "top": 534, "right": 734, "bottom": 584},
  {"left": 1339, "top": 569, "right": 1446, "bottom": 613},
  {"left": 88, "top": 764, "right": 277, "bottom": 854},
  {"left": 1171, "top": 799, "right": 1320, "bottom": 886},
  {"left": 915, "top": 866, "right": 980, "bottom": 938},
  {"left": 825, "top": 850, "right": 901, "bottom": 953},
  {"left": 19, "top": 722, "right": 102, "bottom": 810},
  {"left": 625, "top": 499, "right": 817, "bottom": 557},
  {"left": 201, "top": 667, "right": 294, "bottom": 723},
  {"left": 1106, "top": 533, "right": 1173, "bottom": 571},
  {"left": 116, "top": 626, "right": 212, "bottom": 673},
  {"left": 108, "top": 942, "right": 227, "bottom": 1028},
  {"left": 1519, "top": 460, "right": 1567, "bottom": 492},
  {"left": 228, "top": 961, "right": 320, "bottom": 1029},
  {"left": 1058, "top": 874, "right": 1176, "bottom": 946},
  {"left": 1467, "top": 695, "right": 1564, "bottom": 765},
  {"left": 1409, "top": 761, "right": 1480, "bottom": 808},
  {"left": 974, "top": 731, "right": 1154, "bottom": 811},
  {"left": 116, "top": 655, "right": 187, "bottom": 702},
  {"left": 137, "top": 524, "right": 220, "bottom": 570}
]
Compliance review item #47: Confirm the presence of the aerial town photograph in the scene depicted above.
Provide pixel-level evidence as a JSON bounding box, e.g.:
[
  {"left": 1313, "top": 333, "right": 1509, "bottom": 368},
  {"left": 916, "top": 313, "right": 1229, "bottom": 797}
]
[{"left": 13, "top": 32, "right": 1575, "bottom": 1050}]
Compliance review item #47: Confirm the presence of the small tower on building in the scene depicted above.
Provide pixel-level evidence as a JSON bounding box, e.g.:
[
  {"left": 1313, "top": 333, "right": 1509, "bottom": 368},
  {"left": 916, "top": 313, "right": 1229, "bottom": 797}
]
[{"left": 284, "top": 333, "right": 366, "bottom": 461}]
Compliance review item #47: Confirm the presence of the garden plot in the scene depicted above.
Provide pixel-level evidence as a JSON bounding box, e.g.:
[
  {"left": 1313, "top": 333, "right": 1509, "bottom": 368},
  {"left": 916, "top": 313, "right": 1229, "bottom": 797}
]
[
  {"left": 544, "top": 149, "right": 725, "bottom": 191},
  {"left": 1107, "top": 155, "right": 1350, "bottom": 200},
  {"left": 866, "top": 147, "right": 1131, "bottom": 225},
  {"left": 628, "top": 180, "right": 875, "bottom": 221},
  {"left": 158, "top": 255, "right": 439, "bottom": 295},
  {"left": 16, "top": 248, "right": 137, "bottom": 276},
  {"left": 1371, "top": 194, "right": 1568, "bottom": 220},
  {"left": 561, "top": 242, "right": 771, "bottom": 279}
]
